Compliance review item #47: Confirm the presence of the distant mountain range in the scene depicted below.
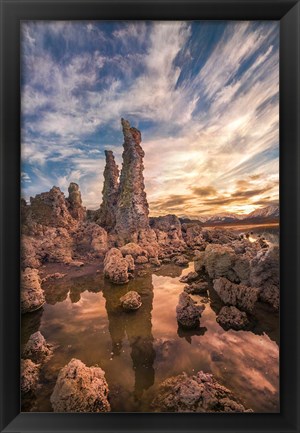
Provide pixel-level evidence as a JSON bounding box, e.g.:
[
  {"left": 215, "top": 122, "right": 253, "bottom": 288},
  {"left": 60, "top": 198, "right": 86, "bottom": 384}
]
[{"left": 180, "top": 205, "right": 279, "bottom": 226}]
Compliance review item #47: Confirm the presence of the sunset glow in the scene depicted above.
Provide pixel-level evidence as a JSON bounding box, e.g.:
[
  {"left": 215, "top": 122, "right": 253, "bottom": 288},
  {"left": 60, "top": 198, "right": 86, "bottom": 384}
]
[{"left": 21, "top": 21, "right": 279, "bottom": 217}]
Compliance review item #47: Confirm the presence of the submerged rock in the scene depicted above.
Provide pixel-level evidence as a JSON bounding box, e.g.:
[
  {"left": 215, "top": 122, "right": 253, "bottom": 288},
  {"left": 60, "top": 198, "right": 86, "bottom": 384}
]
[
  {"left": 213, "top": 277, "right": 259, "bottom": 312},
  {"left": 216, "top": 306, "right": 249, "bottom": 330},
  {"left": 176, "top": 292, "right": 205, "bottom": 329},
  {"left": 21, "top": 359, "right": 40, "bottom": 395},
  {"left": 184, "top": 281, "right": 208, "bottom": 295},
  {"left": 152, "top": 370, "right": 252, "bottom": 412},
  {"left": 104, "top": 248, "right": 129, "bottom": 284},
  {"left": 50, "top": 358, "right": 110, "bottom": 412},
  {"left": 22, "top": 331, "right": 53, "bottom": 363},
  {"left": 21, "top": 268, "right": 45, "bottom": 314},
  {"left": 120, "top": 291, "right": 142, "bottom": 311}
]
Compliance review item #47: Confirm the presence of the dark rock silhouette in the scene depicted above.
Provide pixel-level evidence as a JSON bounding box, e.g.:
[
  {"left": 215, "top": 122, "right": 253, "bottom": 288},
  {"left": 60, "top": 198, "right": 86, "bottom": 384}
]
[{"left": 96, "top": 150, "right": 119, "bottom": 230}]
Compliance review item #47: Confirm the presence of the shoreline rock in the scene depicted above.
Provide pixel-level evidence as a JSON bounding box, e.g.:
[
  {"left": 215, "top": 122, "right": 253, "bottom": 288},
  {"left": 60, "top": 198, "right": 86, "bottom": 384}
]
[
  {"left": 21, "top": 268, "right": 45, "bottom": 314},
  {"left": 22, "top": 331, "right": 53, "bottom": 363},
  {"left": 152, "top": 370, "right": 252, "bottom": 412},
  {"left": 216, "top": 306, "right": 250, "bottom": 331},
  {"left": 50, "top": 358, "right": 110, "bottom": 412}
]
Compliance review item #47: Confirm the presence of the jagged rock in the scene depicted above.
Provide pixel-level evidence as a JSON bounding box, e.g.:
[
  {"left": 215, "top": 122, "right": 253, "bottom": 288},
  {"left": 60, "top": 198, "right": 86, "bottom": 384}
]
[
  {"left": 22, "top": 331, "right": 53, "bottom": 363},
  {"left": 120, "top": 291, "right": 142, "bottom": 311},
  {"left": 50, "top": 358, "right": 110, "bottom": 412},
  {"left": 96, "top": 150, "right": 119, "bottom": 231},
  {"left": 250, "top": 245, "right": 279, "bottom": 310},
  {"left": 150, "top": 214, "right": 185, "bottom": 251},
  {"left": 179, "top": 271, "right": 199, "bottom": 283},
  {"left": 250, "top": 245, "right": 279, "bottom": 288},
  {"left": 184, "top": 281, "right": 208, "bottom": 295},
  {"left": 67, "top": 182, "right": 86, "bottom": 221},
  {"left": 28, "top": 186, "right": 77, "bottom": 229},
  {"left": 115, "top": 119, "right": 149, "bottom": 239},
  {"left": 104, "top": 248, "right": 129, "bottom": 284},
  {"left": 216, "top": 306, "right": 249, "bottom": 330},
  {"left": 21, "top": 359, "right": 40, "bottom": 395},
  {"left": 21, "top": 268, "right": 45, "bottom": 314},
  {"left": 173, "top": 255, "right": 189, "bottom": 267},
  {"left": 213, "top": 277, "right": 259, "bottom": 312},
  {"left": 176, "top": 292, "right": 205, "bottom": 329},
  {"left": 124, "top": 254, "right": 135, "bottom": 272},
  {"left": 152, "top": 370, "right": 251, "bottom": 412}
]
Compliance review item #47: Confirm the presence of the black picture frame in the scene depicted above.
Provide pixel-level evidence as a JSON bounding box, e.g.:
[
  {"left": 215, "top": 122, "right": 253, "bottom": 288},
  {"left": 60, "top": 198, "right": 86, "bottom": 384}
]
[{"left": 0, "top": 0, "right": 299, "bottom": 432}]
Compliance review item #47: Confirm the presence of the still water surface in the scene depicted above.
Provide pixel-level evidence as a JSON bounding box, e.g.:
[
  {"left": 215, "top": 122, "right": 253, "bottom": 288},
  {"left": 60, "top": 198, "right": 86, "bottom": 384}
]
[{"left": 22, "top": 225, "right": 279, "bottom": 413}]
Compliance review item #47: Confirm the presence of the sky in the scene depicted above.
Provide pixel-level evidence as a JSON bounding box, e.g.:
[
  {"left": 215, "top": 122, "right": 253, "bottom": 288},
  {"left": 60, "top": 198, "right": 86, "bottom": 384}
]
[{"left": 21, "top": 20, "right": 279, "bottom": 217}]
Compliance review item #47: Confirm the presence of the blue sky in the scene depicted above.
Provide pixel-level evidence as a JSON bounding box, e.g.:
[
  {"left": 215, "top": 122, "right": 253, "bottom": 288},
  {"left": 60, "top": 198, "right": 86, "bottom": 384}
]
[{"left": 21, "top": 21, "right": 279, "bottom": 216}]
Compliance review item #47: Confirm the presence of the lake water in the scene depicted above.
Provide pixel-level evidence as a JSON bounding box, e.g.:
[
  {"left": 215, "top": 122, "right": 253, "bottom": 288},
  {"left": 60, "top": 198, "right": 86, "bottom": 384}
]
[{"left": 21, "top": 225, "right": 279, "bottom": 413}]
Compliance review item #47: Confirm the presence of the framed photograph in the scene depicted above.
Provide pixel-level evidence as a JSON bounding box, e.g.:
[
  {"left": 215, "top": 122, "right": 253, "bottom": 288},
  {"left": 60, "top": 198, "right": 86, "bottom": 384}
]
[{"left": 0, "top": 0, "right": 299, "bottom": 432}]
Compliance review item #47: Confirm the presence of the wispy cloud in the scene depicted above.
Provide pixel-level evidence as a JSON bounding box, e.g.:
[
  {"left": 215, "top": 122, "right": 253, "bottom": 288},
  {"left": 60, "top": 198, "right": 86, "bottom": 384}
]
[{"left": 21, "top": 21, "right": 279, "bottom": 214}]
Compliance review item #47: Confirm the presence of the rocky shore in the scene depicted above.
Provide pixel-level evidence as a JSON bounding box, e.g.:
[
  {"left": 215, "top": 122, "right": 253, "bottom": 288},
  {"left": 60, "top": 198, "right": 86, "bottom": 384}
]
[{"left": 21, "top": 119, "right": 279, "bottom": 413}]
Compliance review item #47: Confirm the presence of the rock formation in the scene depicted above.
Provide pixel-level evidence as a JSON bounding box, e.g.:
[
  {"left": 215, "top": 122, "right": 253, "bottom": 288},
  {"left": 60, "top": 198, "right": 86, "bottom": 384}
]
[
  {"left": 67, "top": 182, "right": 86, "bottom": 221},
  {"left": 21, "top": 359, "right": 40, "bottom": 396},
  {"left": 104, "top": 248, "right": 129, "bottom": 284},
  {"left": 152, "top": 370, "right": 252, "bottom": 412},
  {"left": 21, "top": 268, "right": 45, "bottom": 314},
  {"left": 28, "top": 186, "right": 77, "bottom": 229},
  {"left": 120, "top": 291, "right": 142, "bottom": 311},
  {"left": 176, "top": 292, "right": 205, "bottom": 329},
  {"left": 115, "top": 119, "right": 150, "bottom": 239},
  {"left": 216, "top": 306, "right": 249, "bottom": 330},
  {"left": 22, "top": 331, "right": 53, "bottom": 363},
  {"left": 50, "top": 358, "right": 110, "bottom": 412},
  {"left": 213, "top": 277, "right": 259, "bottom": 312},
  {"left": 97, "top": 150, "right": 119, "bottom": 230}
]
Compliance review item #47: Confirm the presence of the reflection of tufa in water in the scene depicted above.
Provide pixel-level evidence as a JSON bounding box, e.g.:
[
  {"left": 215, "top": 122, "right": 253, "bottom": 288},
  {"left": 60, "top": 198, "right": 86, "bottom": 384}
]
[{"left": 102, "top": 272, "right": 155, "bottom": 401}]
